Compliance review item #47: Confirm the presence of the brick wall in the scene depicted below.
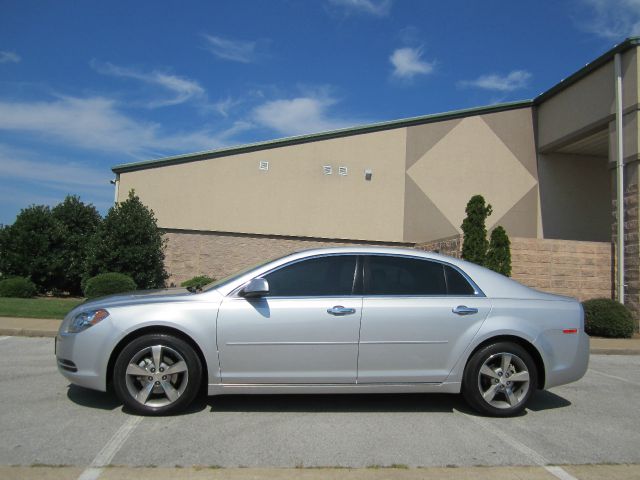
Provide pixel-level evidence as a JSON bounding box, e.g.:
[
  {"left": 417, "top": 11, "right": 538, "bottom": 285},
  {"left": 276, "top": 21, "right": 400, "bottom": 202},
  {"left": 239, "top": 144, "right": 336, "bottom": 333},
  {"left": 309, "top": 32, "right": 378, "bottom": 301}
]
[
  {"left": 417, "top": 236, "right": 612, "bottom": 301},
  {"left": 163, "top": 229, "right": 409, "bottom": 287}
]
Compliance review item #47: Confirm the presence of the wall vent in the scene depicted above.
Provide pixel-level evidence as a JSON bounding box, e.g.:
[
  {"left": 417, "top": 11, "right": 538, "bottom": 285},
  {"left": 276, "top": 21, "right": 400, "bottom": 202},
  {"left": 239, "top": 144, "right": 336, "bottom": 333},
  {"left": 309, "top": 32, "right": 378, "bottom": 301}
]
[
  {"left": 259, "top": 160, "right": 269, "bottom": 171},
  {"left": 338, "top": 166, "right": 348, "bottom": 176},
  {"left": 323, "top": 165, "right": 333, "bottom": 175}
]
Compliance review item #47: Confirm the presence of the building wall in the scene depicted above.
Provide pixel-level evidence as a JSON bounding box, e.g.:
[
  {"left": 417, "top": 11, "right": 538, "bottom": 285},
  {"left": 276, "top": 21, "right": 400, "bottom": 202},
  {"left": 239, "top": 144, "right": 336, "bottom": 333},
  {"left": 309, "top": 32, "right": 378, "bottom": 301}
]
[
  {"left": 119, "top": 128, "right": 409, "bottom": 243},
  {"left": 537, "top": 48, "right": 638, "bottom": 152},
  {"left": 119, "top": 106, "right": 541, "bottom": 245},
  {"left": 537, "top": 153, "right": 611, "bottom": 241}
]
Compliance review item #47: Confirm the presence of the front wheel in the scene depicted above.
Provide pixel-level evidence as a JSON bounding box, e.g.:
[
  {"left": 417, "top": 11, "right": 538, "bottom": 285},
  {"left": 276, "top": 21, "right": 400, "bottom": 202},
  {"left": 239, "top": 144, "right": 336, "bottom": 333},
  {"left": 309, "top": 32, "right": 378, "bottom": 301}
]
[
  {"left": 113, "top": 333, "right": 202, "bottom": 415},
  {"left": 462, "top": 341, "right": 537, "bottom": 417}
]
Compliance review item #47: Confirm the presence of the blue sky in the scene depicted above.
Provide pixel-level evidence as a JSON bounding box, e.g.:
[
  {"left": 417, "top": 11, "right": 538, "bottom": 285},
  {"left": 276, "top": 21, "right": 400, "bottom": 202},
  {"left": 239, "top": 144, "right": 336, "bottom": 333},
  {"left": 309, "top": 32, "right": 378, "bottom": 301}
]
[{"left": 1, "top": 0, "right": 639, "bottom": 224}]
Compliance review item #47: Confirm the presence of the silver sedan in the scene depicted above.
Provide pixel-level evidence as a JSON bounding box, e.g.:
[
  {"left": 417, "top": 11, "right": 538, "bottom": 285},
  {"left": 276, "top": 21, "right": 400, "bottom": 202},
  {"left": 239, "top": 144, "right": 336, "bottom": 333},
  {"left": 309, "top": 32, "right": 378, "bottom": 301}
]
[{"left": 55, "top": 247, "right": 589, "bottom": 416}]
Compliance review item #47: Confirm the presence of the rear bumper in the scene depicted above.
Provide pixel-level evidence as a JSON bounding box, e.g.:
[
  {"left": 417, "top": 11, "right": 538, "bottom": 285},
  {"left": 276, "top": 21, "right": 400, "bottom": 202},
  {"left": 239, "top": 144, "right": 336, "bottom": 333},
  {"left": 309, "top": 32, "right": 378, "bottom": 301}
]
[{"left": 538, "top": 330, "right": 590, "bottom": 389}]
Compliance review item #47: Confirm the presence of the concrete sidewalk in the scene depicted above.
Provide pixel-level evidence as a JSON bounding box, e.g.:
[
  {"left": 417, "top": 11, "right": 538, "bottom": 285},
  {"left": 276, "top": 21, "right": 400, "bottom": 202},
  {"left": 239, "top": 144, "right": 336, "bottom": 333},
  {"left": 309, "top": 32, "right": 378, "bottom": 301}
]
[{"left": 0, "top": 316, "right": 639, "bottom": 355}]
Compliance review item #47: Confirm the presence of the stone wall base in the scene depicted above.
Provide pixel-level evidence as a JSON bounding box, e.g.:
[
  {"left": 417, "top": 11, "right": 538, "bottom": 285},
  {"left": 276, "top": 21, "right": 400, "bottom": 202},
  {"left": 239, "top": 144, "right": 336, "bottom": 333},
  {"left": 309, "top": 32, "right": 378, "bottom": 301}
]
[
  {"left": 163, "top": 229, "right": 409, "bottom": 287},
  {"left": 417, "top": 236, "right": 613, "bottom": 302}
]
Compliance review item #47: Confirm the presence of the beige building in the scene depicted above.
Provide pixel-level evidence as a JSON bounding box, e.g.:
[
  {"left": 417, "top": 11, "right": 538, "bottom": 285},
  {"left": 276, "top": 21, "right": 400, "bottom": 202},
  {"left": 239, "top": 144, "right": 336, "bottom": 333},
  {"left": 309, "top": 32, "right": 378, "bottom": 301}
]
[{"left": 113, "top": 38, "right": 640, "bottom": 323}]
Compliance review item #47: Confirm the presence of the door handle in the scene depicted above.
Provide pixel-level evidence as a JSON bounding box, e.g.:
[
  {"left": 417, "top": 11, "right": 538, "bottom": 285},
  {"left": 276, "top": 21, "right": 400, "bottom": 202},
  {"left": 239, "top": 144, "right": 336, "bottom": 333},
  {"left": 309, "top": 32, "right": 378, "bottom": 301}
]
[
  {"left": 452, "top": 305, "right": 478, "bottom": 316},
  {"left": 327, "top": 305, "right": 356, "bottom": 316}
]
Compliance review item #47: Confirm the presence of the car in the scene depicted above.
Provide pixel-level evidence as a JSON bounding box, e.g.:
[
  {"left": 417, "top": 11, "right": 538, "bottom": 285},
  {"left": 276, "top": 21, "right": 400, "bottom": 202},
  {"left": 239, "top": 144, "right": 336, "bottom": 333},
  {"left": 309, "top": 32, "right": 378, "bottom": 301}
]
[{"left": 56, "top": 247, "right": 589, "bottom": 416}]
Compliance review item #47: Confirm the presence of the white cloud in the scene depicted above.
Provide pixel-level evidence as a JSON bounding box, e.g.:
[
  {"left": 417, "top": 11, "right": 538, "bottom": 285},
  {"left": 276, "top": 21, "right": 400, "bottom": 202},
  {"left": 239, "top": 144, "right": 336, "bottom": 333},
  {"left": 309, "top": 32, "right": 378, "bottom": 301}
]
[
  {"left": 92, "top": 62, "right": 205, "bottom": 107},
  {"left": 458, "top": 70, "right": 532, "bottom": 92},
  {"left": 202, "top": 34, "right": 258, "bottom": 63},
  {"left": 578, "top": 0, "right": 640, "bottom": 39},
  {"left": 327, "top": 0, "right": 392, "bottom": 16},
  {"left": 0, "top": 51, "right": 20, "bottom": 64},
  {"left": 389, "top": 47, "right": 435, "bottom": 79},
  {"left": 0, "top": 96, "right": 249, "bottom": 157},
  {"left": 253, "top": 92, "right": 360, "bottom": 136}
]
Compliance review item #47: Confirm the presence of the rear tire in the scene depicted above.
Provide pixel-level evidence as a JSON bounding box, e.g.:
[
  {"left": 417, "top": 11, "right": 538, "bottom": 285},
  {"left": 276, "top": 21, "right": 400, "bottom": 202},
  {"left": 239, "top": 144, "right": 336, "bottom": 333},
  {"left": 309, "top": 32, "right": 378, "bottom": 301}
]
[
  {"left": 113, "top": 333, "right": 202, "bottom": 415},
  {"left": 462, "top": 341, "right": 537, "bottom": 417}
]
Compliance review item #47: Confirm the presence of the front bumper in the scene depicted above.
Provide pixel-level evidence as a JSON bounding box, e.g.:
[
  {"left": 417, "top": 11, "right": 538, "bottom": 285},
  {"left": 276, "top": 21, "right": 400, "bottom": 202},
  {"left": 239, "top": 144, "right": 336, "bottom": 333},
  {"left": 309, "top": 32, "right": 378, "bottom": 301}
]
[{"left": 55, "top": 321, "right": 114, "bottom": 392}]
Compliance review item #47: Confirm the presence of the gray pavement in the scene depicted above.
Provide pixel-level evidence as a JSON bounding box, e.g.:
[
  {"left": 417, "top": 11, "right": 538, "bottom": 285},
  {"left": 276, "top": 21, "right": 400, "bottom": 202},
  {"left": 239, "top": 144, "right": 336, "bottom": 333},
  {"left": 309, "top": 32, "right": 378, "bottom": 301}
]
[{"left": 1, "top": 337, "right": 640, "bottom": 474}]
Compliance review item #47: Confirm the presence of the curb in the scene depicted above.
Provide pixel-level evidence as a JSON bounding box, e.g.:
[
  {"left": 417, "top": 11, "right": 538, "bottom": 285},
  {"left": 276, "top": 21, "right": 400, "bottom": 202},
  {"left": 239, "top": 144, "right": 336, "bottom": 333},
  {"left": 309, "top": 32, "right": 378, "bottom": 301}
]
[
  {"left": 590, "top": 348, "right": 640, "bottom": 355},
  {"left": 0, "top": 329, "right": 57, "bottom": 338}
]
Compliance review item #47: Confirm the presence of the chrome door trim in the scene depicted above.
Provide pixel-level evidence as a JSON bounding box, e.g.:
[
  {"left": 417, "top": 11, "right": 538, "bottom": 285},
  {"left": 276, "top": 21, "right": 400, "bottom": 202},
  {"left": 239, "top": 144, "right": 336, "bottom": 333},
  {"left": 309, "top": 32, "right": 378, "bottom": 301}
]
[
  {"left": 359, "top": 340, "right": 448, "bottom": 345},
  {"left": 226, "top": 341, "right": 358, "bottom": 346}
]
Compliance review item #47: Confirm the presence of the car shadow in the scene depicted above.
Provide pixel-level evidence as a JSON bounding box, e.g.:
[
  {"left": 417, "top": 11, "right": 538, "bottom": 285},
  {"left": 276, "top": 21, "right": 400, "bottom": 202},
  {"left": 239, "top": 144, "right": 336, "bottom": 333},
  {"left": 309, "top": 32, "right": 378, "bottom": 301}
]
[{"left": 66, "top": 386, "right": 572, "bottom": 417}]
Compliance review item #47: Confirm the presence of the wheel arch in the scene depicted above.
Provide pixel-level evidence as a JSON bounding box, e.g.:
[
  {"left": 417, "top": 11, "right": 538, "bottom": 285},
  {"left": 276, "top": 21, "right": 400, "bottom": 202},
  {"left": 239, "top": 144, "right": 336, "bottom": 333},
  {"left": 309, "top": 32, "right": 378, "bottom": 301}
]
[
  {"left": 106, "top": 325, "right": 209, "bottom": 392},
  {"left": 465, "top": 335, "right": 546, "bottom": 389}
]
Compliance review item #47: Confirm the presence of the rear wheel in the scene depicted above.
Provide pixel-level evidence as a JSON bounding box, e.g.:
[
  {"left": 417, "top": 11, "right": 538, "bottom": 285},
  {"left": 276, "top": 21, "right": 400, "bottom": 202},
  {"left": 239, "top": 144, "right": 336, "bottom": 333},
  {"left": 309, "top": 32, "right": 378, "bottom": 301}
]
[
  {"left": 462, "top": 341, "right": 537, "bottom": 417},
  {"left": 113, "top": 333, "right": 202, "bottom": 415}
]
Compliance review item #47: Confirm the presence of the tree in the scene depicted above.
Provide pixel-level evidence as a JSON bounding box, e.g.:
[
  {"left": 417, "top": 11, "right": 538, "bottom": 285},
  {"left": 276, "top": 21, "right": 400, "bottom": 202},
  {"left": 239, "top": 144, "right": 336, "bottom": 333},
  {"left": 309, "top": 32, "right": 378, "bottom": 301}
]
[
  {"left": 461, "top": 195, "right": 492, "bottom": 266},
  {"left": 84, "top": 190, "right": 168, "bottom": 290},
  {"left": 0, "top": 205, "right": 64, "bottom": 292},
  {"left": 485, "top": 226, "right": 512, "bottom": 276},
  {"left": 52, "top": 195, "right": 102, "bottom": 295}
]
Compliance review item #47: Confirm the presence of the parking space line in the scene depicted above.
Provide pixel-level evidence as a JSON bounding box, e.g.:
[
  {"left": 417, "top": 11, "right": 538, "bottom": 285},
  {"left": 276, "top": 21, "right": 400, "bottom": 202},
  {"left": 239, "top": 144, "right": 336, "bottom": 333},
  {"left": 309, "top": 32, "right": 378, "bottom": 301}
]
[
  {"left": 590, "top": 368, "right": 640, "bottom": 387},
  {"left": 0, "top": 336, "right": 10, "bottom": 342},
  {"left": 457, "top": 411, "right": 578, "bottom": 480},
  {"left": 77, "top": 415, "right": 143, "bottom": 480}
]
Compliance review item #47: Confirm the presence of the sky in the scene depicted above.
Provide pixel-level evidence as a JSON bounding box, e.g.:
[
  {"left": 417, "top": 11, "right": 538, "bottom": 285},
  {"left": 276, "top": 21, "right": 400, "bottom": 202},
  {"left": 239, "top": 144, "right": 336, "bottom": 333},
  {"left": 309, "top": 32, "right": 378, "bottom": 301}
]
[{"left": 1, "top": 0, "right": 639, "bottom": 224}]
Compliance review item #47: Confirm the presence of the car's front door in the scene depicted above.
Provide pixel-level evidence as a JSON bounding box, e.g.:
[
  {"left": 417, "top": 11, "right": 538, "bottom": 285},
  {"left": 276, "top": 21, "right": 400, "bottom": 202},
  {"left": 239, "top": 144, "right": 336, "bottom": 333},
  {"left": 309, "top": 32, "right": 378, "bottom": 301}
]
[
  {"left": 357, "top": 255, "right": 491, "bottom": 383},
  {"left": 217, "top": 254, "right": 362, "bottom": 384}
]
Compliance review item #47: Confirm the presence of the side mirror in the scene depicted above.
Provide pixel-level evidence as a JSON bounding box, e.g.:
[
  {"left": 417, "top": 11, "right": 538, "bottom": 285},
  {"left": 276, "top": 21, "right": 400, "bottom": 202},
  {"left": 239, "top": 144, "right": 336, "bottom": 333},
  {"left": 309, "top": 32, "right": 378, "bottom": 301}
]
[{"left": 241, "top": 278, "right": 269, "bottom": 298}]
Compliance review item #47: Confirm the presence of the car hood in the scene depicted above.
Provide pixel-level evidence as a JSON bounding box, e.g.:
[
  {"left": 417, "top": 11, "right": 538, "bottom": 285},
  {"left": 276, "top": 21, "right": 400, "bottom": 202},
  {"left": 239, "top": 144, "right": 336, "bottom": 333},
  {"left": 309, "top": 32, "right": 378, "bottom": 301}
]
[{"left": 68, "top": 287, "right": 214, "bottom": 316}]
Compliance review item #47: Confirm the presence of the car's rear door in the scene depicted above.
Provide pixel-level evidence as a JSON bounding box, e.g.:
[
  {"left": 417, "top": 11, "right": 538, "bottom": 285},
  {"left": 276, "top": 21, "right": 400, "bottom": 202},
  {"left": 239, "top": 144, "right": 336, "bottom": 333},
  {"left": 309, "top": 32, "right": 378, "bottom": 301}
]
[
  {"left": 357, "top": 255, "right": 491, "bottom": 383},
  {"left": 217, "top": 254, "right": 362, "bottom": 384}
]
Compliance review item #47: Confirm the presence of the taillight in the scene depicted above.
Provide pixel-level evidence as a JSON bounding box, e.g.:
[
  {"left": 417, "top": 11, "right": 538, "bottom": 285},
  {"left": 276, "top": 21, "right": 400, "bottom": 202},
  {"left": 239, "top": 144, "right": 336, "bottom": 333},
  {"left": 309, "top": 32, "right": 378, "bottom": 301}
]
[{"left": 562, "top": 328, "right": 578, "bottom": 334}]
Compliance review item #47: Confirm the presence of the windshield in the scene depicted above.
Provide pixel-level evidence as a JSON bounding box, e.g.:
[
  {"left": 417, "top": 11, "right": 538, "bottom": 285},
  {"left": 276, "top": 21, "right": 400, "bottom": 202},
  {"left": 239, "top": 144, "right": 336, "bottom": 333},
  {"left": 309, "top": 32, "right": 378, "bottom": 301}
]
[{"left": 199, "top": 256, "right": 282, "bottom": 292}]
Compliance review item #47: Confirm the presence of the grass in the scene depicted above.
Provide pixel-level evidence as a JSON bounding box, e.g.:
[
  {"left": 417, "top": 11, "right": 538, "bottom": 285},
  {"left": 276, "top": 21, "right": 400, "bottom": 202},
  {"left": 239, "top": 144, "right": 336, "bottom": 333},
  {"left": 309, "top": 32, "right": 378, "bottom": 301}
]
[{"left": 0, "top": 296, "right": 84, "bottom": 319}]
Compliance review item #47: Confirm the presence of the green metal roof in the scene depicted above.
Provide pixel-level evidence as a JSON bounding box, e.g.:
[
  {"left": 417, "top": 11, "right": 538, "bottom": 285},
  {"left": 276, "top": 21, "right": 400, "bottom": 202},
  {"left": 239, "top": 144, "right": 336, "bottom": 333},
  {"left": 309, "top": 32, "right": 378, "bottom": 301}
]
[
  {"left": 112, "top": 37, "right": 640, "bottom": 174},
  {"left": 112, "top": 100, "right": 532, "bottom": 173}
]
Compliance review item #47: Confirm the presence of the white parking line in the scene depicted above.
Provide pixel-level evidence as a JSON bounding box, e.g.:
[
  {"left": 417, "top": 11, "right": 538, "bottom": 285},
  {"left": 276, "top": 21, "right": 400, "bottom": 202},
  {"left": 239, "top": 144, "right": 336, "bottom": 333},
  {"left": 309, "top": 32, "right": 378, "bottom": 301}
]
[
  {"left": 457, "top": 411, "right": 578, "bottom": 480},
  {"left": 77, "top": 415, "right": 143, "bottom": 480},
  {"left": 0, "top": 336, "right": 10, "bottom": 343},
  {"left": 590, "top": 368, "right": 640, "bottom": 387}
]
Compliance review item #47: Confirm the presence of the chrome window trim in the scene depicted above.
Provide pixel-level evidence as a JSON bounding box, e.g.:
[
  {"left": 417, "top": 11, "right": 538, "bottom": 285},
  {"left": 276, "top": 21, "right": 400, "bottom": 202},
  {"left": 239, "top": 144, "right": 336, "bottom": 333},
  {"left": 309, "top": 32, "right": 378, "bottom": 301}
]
[{"left": 229, "top": 252, "right": 485, "bottom": 299}]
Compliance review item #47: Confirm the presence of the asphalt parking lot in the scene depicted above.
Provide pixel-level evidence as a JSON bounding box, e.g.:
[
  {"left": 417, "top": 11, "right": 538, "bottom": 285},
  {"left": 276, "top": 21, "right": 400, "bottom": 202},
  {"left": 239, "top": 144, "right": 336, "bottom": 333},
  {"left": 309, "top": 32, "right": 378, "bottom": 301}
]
[{"left": 1, "top": 336, "right": 639, "bottom": 476}]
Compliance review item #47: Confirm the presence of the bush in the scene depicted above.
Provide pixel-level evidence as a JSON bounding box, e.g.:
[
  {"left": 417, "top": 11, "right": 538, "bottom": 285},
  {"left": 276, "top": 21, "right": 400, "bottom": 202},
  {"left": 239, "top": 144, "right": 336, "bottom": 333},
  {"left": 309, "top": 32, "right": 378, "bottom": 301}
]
[
  {"left": 583, "top": 298, "right": 635, "bottom": 338},
  {"left": 461, "top": 195, "right": 492, "bottom": 266},
  {"left": 0, "top": 277, "right": 37, "bottom": 298},
  {"left": 84, "top": 272, "right": 137, "bottom": 299},
  {"left": 0, "top": 205, "right": 65, "bottom": 293},
  {"left": 83, "top": 190, "right": 168, "bottom": 290},
  {"left": 181, "top": 275, "right": 215, "bottom": 291},
  {"left": 485, "top": 226, "right": 512, "bottom": 276}
]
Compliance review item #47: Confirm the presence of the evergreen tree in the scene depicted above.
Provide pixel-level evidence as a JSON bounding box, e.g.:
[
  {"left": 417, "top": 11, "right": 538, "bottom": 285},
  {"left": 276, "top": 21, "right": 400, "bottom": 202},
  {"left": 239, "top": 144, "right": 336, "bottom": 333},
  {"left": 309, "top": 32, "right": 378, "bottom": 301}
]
[
  {"left": 461, "top": 195, "right": 492, "bottom": 266},
  {"left": 52, "top": 196, "right": 102, "bottom": 295},
  {"left": 84, "top": 190, "right": 168, "bottom": 290},
  {"left": 486, "top": 226, "right": 512, "bottom": 276},
  {"left": 0, "top": 205, "right": 64, "bottom": 292}
]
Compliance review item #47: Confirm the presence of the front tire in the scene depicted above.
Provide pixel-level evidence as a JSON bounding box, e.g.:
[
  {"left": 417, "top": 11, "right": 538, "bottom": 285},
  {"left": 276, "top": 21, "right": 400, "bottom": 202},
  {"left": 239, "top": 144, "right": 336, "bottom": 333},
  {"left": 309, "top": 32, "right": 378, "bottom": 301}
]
[
  {"left": 462, "top": 341, "right": 537, "bottom": 417},
  {"left": 113, "top": 333, "right": 202, "bottom": 415}
]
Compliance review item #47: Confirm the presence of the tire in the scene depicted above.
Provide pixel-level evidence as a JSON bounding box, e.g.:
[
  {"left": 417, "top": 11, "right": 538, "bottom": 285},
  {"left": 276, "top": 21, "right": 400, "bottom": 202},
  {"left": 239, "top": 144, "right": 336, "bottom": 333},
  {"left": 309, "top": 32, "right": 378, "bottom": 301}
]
[
  {"left": 462, "top": 341, "right": 537, "bottom": 417},
  {"left": 113, "top": 333, "right": 202, "bottom": 415}
]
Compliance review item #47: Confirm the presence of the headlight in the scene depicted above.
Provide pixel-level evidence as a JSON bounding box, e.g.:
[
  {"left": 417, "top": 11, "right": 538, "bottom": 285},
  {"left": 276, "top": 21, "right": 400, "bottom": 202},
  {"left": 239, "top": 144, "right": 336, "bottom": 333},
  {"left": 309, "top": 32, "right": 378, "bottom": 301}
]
[{"left": 67, "top": 309, "right": 110, "bottom": 333}]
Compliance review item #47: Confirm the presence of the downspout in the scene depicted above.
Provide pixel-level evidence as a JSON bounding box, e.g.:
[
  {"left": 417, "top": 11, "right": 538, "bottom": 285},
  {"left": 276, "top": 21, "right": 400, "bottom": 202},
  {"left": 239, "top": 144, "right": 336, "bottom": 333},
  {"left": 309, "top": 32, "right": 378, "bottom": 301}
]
[
  {"left": 112, "top": 174, "right": 120, "bottom": 205},
  {"left": 614, "top": 53, "right": 625, "bottom": 304}
]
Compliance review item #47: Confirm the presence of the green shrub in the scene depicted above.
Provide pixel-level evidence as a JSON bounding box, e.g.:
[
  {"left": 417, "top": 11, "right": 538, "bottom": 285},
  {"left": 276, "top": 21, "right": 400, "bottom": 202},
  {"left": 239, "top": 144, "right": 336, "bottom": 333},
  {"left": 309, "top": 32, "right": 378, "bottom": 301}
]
[
  {"left": 582, "top": 298, "right": 635, "bottom": 338},
  {"left": 181, "top": 275, "right": 215, "bottom": 291},
  {"left": 461, "top": 195, "right": 492, "bottom": 266},
  {"left": 0, "top": 277, "right": 37, "bottom": 298},
  {"left": 84, "top": 272, "right": 137, "bottom": 299},
  {"left": 485, "top": 226, "right": 512, "bottom": 277},
  {"left": 84, "top": 190, "right": 168, "bottom": 290}
]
